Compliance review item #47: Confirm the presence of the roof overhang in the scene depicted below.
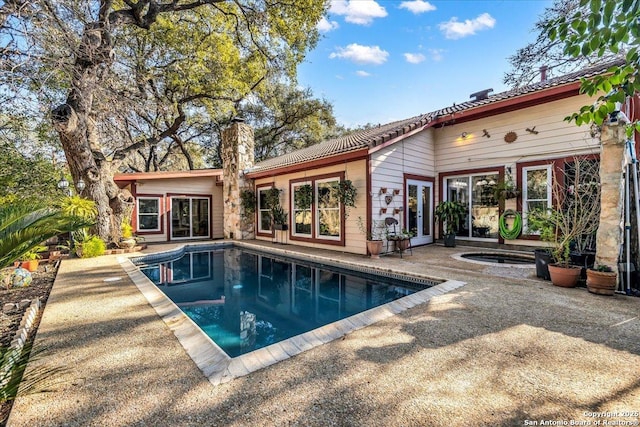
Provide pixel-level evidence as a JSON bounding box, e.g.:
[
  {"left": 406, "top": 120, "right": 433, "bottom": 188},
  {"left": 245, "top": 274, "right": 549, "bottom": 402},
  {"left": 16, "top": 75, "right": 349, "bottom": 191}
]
[
  {"left": 432, "top": 81, "right": 583, "bottom": 127},
  {"left": 113, "top": 169, "right": 223, "bottom": 187},
  {"left": 245, "top": 148, "right": 369, "bottom": 179}
]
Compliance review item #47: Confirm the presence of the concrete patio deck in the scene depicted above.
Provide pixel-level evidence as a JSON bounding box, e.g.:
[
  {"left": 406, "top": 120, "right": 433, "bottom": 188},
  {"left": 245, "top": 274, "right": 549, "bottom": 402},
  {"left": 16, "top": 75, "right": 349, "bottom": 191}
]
[{"left": 7, "top": 241, "right": 640, "bottom": 426}]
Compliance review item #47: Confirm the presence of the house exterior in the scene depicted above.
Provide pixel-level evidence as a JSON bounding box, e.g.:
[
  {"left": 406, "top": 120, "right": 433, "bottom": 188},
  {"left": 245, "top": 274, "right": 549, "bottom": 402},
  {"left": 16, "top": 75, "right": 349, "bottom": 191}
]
[
  {"left": 116, "top": 60, "right": 635, "bottom": 255},
  {"left": 114, "top": 169, "right": 224, "bottom": 243}
]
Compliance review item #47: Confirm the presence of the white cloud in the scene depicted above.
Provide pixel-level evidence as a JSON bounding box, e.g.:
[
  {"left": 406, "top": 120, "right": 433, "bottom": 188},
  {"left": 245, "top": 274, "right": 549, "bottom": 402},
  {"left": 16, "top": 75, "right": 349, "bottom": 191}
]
[
  {"left": 404, "top": 53, "right": 426, "bottom": 64},
  {"left": 329, "top": 0, "right": 387, "bottom": 25},
  {"left": 399, "top": 0, "right": 436, "bottom": 14},
  {"left": 439, "top": 13, "right": 496, "bottom": 39},
  {"left": 329, "top": 43, "right": 389, "bottom": 65},
  {"left": 317, "top": 16, "right": 339, "bottom": 33},
  {"left": 355, "top": 70, "right": 371, "bottom": 77},
  {"left": 429, "top": 48, "right": 444, "bottom": 61}
]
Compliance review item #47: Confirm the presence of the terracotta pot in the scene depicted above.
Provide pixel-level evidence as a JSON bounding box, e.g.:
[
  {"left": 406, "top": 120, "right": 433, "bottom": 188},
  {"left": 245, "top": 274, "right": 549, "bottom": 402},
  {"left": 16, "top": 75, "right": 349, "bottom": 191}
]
[
  {"left": 548, "top": 264, "right": 581, "bottom": 288},
  {"left": 366, "top": 240, "right": 383, "bottom": 259},
  {"left": 395, "top": 239, "right": 411, "bottom": 251},
  {"left": 21, "top": 259, "right": 39, "bottom": 272},
  {"left": 586, "top": 269, "right": 617, "bottom": 296}
]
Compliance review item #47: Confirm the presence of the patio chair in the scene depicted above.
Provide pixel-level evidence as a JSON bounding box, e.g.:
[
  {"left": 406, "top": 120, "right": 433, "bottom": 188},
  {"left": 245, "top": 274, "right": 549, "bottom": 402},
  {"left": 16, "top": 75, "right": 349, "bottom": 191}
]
[{"left": 384, "top": 217, "right": 412, "bottom": 258}]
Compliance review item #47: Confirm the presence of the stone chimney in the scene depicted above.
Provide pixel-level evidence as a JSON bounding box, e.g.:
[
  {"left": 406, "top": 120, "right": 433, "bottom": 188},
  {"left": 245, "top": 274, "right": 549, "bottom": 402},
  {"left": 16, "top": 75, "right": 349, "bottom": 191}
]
[
  {"left": 221, "top": 118, "right": 255, "bottom": 240},
  {"left": 539, "top": 65, "right": 548, "bottom": 82}
]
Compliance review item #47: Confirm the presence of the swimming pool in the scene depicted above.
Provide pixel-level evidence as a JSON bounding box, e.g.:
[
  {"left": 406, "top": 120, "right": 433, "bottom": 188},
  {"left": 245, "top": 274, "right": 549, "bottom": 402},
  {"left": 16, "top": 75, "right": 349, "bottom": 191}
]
[
  {"left": 135, "top": 246, "right": 431, "bottom": 357},
  {"left": 122, "top": 242, "right": 465, "bottom": 384}
]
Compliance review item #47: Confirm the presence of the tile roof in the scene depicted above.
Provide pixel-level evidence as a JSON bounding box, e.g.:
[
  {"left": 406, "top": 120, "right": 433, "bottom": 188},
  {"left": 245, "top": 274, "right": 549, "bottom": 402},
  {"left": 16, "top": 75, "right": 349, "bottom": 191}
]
[{"left": 248, "top": 59, "right": 625, "bottom": 175}]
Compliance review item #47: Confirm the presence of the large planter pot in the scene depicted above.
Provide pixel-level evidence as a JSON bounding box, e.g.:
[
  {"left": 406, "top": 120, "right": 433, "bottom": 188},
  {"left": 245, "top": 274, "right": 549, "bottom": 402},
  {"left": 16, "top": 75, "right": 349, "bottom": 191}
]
[
  {"left": 366, "top": 240, "right": 383, "bottom": 259},
  {"left": 534, "top": 249, "right": 553, "bottom": 280},
  {"left": 548, "top": 264, "right": 581, "bottom": 288},
  {"left": 586, "top": 269, "right": 617, "bottom": 296},
  {"left": 443, "top": 233, "right": 456, "bottom": 248}
]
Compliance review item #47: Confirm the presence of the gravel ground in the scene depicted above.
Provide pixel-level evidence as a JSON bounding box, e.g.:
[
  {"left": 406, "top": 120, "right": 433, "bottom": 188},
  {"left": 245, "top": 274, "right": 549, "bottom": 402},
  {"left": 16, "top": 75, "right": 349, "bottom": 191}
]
[{"left": 6, "top": 242, "right": 640, "bottom": 427}]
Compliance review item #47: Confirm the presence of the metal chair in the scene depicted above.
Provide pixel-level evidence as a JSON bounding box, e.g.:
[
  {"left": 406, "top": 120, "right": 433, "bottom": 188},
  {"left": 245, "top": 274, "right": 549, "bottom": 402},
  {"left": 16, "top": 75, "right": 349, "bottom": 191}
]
[{"left": 384, "top": 217, "right": 412, "bottom": 258}]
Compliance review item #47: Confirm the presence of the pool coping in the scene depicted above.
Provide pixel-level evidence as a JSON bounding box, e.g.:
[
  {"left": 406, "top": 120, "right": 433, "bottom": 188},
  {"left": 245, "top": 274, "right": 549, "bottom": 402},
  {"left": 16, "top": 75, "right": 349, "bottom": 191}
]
[{"left": 119, "top": 242, "right": 466, "bottom": 385}]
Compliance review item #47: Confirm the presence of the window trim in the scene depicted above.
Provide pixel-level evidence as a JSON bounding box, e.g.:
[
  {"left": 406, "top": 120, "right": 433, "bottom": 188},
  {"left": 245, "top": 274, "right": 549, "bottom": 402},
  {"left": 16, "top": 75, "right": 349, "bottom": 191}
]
[
  {"left": 256, "top": 184, "right": 274, "bottom": 237},
  {"left": 291, "top": 180, "right": 313, "bottom": 238},
  {"left": 135, "top": 195, "right": 163, "bottom": 235},
  {"left": 289, "top": 172, "right": 346, "bottom": 246},
  {"left": 167, "top": 194, "right": 211, "bottom": 241},
  {"left": 522, "top": 164, "right": 552, "bottom": 235},
  {"left": 315, "top": 177, "right": 342, "bottom": 242}
]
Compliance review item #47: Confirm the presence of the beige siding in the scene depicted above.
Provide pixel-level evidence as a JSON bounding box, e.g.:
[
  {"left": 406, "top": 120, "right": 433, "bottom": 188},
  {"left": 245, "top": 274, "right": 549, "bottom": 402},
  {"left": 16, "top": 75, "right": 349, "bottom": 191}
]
[
  {"left": 434, "top": 95, "right": 600, "bottom": 247},
  {"left": 435, "top": 95, "right": 599, "bottom": 174},
  {"left": 254, "top": 159, "right": 367, "bottom": 254},
  {"left": 134, "top": 177, "right": 222, "bottom": 242}
]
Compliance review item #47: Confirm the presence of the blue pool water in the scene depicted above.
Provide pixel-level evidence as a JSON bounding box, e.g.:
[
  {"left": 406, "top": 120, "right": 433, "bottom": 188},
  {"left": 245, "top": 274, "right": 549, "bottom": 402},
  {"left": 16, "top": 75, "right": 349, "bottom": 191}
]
[{"left": 135, "top": 246, "right": 432, "bottom": 357}]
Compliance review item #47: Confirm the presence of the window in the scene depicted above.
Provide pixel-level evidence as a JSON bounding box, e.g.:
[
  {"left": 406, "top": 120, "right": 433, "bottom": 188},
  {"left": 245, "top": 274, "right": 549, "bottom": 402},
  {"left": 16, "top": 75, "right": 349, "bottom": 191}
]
[
  {"left": 257, "top": 187, "right": 272, "bottom": 234},
  {"left": 289, "top": 175, "right": 344, "bottom": 244},
  {"left": 292, "top": 182, "right": 312, "bottom": 237},
  {"left": 316, "top": 178, "right": 341, "bottom": 240},
  {"left": 522, "top": 165, "right": 552, "bottom": 234},
  {"left": 137, "top": 197, "right": 160, "bottom": 232}
]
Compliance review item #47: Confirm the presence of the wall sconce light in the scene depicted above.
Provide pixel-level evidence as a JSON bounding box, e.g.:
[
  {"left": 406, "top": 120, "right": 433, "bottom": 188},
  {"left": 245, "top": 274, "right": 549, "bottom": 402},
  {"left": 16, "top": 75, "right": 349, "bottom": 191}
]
[
  {"left": 482, "top": 129, "right": 490, "bottom": 138},
  {"left": 461, "top": 132, "right": 468, "bottom": 139}
]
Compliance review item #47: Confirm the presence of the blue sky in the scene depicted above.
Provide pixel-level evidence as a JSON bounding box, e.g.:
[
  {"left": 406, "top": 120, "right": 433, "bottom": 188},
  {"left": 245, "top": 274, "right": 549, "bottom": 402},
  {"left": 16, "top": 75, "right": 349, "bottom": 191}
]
[{"left": 297, "top": 0, "right": 553, "bottom": 128}]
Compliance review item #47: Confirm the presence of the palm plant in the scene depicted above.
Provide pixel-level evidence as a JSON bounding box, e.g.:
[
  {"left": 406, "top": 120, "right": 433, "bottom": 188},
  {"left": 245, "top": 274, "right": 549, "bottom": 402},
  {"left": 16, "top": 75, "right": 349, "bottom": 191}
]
[{"left": 0, "top": 199, "right": 94, "bottom": 269}]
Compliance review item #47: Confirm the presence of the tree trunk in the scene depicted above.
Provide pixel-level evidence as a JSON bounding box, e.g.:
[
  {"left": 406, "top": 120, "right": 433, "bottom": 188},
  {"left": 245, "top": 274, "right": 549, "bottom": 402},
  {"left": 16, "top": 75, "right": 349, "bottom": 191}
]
[
  {"left": 595, "top": 123, "right": 626, "bottom": 270},
  {"left": 51, "top": 22, "right": 129, "bottom": 246}
]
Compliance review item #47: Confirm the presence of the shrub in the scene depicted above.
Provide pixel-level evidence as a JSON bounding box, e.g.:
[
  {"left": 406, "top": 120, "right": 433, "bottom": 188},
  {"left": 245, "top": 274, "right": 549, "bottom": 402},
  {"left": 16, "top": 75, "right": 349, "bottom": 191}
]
[{"left": 80, "top": 236, "right": 106, "bottom": 258}]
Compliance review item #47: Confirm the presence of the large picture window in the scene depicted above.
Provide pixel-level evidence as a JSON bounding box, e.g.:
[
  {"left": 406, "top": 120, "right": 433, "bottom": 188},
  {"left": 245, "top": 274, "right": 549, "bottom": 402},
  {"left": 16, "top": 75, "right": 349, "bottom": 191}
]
[
  {"left": 137, "top": 197, "right": 161, "bottom": 232},
  {"left": 289, "top": 175, "right": 343, "bottom": 244},
  {"left": 257, "top": 186, "right": 273, "bottom": 234}
]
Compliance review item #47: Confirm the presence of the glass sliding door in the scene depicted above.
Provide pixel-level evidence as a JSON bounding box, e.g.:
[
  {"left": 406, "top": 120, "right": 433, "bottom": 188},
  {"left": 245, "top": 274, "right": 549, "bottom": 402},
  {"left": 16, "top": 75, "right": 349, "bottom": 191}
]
[
  {"left": 444, "top": 173, "right": 499, "bottom": 240},
  {"left": 171, "top": 197, "right": 210, "bottom": 240}
]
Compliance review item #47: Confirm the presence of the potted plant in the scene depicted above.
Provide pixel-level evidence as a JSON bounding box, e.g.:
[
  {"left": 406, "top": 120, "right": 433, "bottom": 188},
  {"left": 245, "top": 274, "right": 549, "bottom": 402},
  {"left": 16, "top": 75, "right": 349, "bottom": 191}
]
[
  {"left": 295, "top": 184, "right": 313, "bottom": 210},
  {"left": 358, "top": 216, "right": 384, "bottom": 258},
  {"left": 586, "top": 264, "right": 617, "bottom": 295},
  {"left": 271, "top": 205, "right": 289, "bottom": 231},
  {"left": 434, "top": 200, "right": 466, "bottom": 247},
  {"left": 334, "top": 180, "right": 357, "bottom": 218},
  {"left": 388, "top": 228, "right": 414, "bottom": 252},
  {"left": 493, "top": 176, "right": 520, "bottom": 200},
  {"left": 527, "top": 157, "right": 601, "bottom": 288},
  {"left": 20, "top": 245, "right": 46, "bottom": 272}
]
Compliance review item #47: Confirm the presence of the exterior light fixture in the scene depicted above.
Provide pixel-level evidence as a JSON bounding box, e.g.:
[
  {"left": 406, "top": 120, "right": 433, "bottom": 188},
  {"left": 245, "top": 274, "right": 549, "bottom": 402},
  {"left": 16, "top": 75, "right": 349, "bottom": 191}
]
[
  {"left": 57, "top": 174, "right": 70, "bottom": 194},
  {"left": 76, "top": 178, "right": 86, "bottom": 193},
  {"left": 461, "top": 132, "right": 468, "bottom": 139}
]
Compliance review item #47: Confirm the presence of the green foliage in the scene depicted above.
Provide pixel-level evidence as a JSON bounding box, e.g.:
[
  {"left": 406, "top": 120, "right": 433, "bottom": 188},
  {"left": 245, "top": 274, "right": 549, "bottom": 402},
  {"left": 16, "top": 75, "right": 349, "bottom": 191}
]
[
  {"left": 79, "top": 235, "right": 106, "bottom": 258},
  {"left": 0, "top": 200, "right": 94, "bottom": 269},
  {"left": 121, "top": 221, "right": 133, "bottom": 239},
  {"left": 1, "top": 343, "right": 66, "bottom": 416},
  {"left": 0, "top": 140, "right": 61, "bottom": 204},
  {"left": 240, "top": 189, "right": 257, "bottom": 216},
  {"left": 294, "top": 184, "right": 313, "bottom": 210},
  {"left": 357, "top": 216, "right": 385, "bottom": 241},
  {"left": 546, "top": 0, "right": 640, "bottom": 135},
  {"left": 264, "top": 187, "right": 282, "bottom": 210},
  {"left": 434, "top": 201, "right": 467, "bottom": 235},
  {"left": 334, "top": 180, "right": 358, "bottom": 208},
  {"left": 271, "top": 205, "right": 288, "bottom": 226}
]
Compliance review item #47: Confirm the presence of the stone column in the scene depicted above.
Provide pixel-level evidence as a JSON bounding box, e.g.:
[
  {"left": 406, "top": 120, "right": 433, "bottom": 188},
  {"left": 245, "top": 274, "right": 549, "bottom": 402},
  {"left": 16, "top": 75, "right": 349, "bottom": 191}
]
[
  {"left": 595, "top": 123, "right": 626, "bottom": 269},
  {"left": 222, "top": 118, "right": 255, "bottom": 240}
]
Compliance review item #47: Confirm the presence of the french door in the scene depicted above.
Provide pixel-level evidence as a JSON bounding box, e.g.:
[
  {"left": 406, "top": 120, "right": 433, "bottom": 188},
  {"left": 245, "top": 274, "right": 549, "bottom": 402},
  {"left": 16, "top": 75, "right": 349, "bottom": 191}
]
[
  {"left": 170, "top": 197, "right": 210, "bottom": 240},
  {"left": 406, "top": 180, "right": 433, "bottom": 246}
]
